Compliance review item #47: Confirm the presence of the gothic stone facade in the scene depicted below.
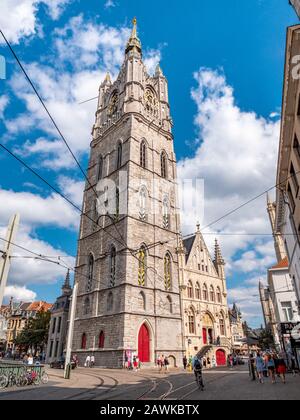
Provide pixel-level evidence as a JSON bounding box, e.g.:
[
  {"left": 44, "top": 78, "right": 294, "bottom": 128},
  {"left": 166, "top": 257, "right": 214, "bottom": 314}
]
[{"left": 72, "top": 21, "right": 232, "bottom": 368}]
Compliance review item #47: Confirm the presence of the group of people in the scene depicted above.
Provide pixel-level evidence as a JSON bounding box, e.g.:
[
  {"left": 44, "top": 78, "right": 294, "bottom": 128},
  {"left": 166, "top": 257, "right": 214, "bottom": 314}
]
[
  {"left": 249, "top": 352, "right": 299, "bottom": 384},
  {"left": 124, "top": 354, "right": 141, "bottom": 371},
  {"left": 183, "top": 355, "right": 215, "bottom": 370},
  {"left": 157, "top": 355, "right": 170, "bottom": 373},
  {"left": 84, "top": 354, "right": 95, "bottom": 368}
]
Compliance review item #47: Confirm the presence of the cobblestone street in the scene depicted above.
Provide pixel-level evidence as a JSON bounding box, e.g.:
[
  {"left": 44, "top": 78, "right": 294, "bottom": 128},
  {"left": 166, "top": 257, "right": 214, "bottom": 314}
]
[{"left": 0, "top": 366, "right": 299, "bottom": 400}]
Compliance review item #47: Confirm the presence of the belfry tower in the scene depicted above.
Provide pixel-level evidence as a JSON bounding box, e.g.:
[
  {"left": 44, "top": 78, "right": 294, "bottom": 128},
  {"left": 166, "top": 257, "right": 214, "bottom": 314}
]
[{"left": 72, "top": 20, "right": 183, "bottom": 367}]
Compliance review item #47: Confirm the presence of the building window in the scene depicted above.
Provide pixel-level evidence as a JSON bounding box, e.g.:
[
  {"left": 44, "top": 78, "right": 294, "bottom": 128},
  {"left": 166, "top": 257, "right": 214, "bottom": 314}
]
[
  {"left": 97, "top": 155, "right": 103, "bottom": 181},
  {"left": 203, "top": 284, "right": 208, "bottom": 301},
  {"left": 167, "top": 296, "right": 173, "bottom": 314},
  {"left": 187, "top": 281, "right": 194, "bottom": 299},
  {"left": 293, "top": 134, "right": 300, "bottom": 162},
  {"left": 115, "top": 187, "right": 120, "bottom": 220},
  {"left": 84, "top": 297, "right": 91, "bottom": 316},
  {"left": 217, "top": 287, "right": 222, "bottom": 303},
  {"left": 99, "top": 331, "right": 105, "bottom": 349},
  {"left": 219, "top": 315, "right": 225, "bottom": 336},
  {"left": 164, "top": 253, "right": 172, "bottom": 291},
  {"left": 107, "top": 292, "right": 114, "bottom": 312},
  {"left": 54, "top": 341, "right": 59, "bottom": 358},
  {"left": 138, "top": 292, "right": 146, "bottom": 311},
  {"left": 49, "top": 341, "right": 54, "bottom": 358},
  {"left": 161, "top": 151, "right": 167, "bottom": 179},
  {"left": 290, "top": 162, "right": 299, "bottom": 197},
  {"left": 81, "top": 333, "right": 87, "bottom": 350},
  {"left": 162, "top": 196, "right": 170, "bottom": 229},
  {"left": 57, "top": 317, "right": 62, "bottom": 334},
  {"left": 87, "top": 254, "right": 94, "bottom": 292},
  {"left": 52, "top": 318, "right": 56, "bottom": 334},
  {"left": 140, "top": 141, "right": 146, "bottom": 168},
  {"left": 117, "top": 142, "right": 122, "bottom": 170},
  {"left": 139, "top": 186, "right": 147, "bottom": 221},
  {"left": 138, "top": 246, "right": 147, "bottom": 287},
  {"left": 195, "top": 283, "right": 201, "bottom": 300},
  {"left": 287, "top": 183, "right": 296, "bottom": 214},
  {"left": 110, "top": 246, "right": 116, "bottom": 287},
  {"left": 188, "top": 311, "right": 196, "bottom": 334},
  {"left": 210, "top": 286, "right": 215, "bottom": 302},
  {"left": 281, "top": 302, "right": 293, "bottom": 322}
]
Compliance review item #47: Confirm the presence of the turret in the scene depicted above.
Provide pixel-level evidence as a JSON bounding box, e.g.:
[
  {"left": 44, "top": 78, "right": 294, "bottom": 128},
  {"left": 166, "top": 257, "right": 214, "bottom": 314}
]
[
  {"left": 62, "top": 269, "right": 72, "bottom": 296},
  {"left": 214, "top": 239, "right": 227, "bottom": 296}
]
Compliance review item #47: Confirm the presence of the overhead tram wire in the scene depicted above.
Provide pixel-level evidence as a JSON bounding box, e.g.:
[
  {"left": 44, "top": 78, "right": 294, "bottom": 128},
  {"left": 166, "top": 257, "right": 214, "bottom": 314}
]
[
  {"left": 78, "top": 96, "right": 98, "bottom": 105},
  {"left": 0, "top": 28, "right": 128, "bottom": 250},
  {"left": 0, "top": 142, "right": 174, "bottom": 299}
]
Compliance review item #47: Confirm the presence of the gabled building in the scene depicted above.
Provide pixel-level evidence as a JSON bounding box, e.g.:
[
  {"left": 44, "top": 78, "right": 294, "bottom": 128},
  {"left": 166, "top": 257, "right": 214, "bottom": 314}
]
[
  {"left": 229, "top": 304, "right": 247, "bottom": 354},
  {"left": 178, "top": 226, "right": 232, "bottom": 366},
  {"left": 46, "top": 271, "right": 72, "bottom": 363}
]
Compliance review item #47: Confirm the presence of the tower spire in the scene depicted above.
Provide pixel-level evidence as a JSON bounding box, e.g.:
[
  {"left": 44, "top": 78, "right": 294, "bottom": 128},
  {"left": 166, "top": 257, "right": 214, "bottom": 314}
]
[
  {"left": 62, "top": 269, "right": 72, "bottom": 295},
  {"left": 125, "top": 17, "right": 142, "bottom": 56},
  {"left": 214, "top": 239, "right": 225, "bottom": 265}
]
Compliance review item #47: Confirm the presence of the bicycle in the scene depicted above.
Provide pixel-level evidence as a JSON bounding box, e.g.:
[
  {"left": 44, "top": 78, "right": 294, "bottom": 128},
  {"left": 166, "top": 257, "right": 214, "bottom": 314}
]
[{"left": 194, "top": 369, "right": 205, "bottom": 391}]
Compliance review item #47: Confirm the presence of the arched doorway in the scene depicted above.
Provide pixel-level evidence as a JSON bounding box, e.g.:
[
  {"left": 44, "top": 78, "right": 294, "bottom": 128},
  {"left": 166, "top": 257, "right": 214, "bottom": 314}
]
[
  {"left": 138, "top": 324, "right": 150, "bottom": 363},
  {"left": 168, "top": 355, "right": 176, "bottom": 368},
  {"left": 216, "top": 349, "right": 226, "bottom": 366},
  {"left": 202, "top": 313, "right": 214, "bottom": 345}
]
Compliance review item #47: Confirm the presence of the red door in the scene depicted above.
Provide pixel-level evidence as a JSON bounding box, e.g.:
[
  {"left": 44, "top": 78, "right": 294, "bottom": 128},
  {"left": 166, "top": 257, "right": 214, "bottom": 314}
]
[
  {"left": 216, "top": 349, "right": 226, "bottom": 366},
  {"left": 202, "top": 328, "right": 207, "bottom": 345},
  {"left": 138, "top": 324, "right": 150, "bottom": 363}
]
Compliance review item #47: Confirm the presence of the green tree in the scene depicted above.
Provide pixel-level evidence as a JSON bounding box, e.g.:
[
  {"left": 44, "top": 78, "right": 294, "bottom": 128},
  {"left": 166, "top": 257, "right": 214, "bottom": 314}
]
[
  {"left": 258, "top": 327, "right": 275, "bottom": 350},
  {"left": 14, "top": 311, "right": 51, "bottom": 354}
]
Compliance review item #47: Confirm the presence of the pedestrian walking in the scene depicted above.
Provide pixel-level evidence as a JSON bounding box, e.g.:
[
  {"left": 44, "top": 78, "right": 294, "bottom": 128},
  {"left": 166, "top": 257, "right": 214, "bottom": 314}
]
[
  {"left": 164, "top": 356, "right": 169, "bottom": 373},
  {"left": 124, "top": 354, "right": 129, "bottom": 370},
  {"left": 255, "top": 352, "right": 265, "bottom": 384},
  {"left": 277, "top": 356, "right": 287, "bottom": 384},
  {"left": 133, "top": 355, "right": 138, "bottom": 372},
  {"left": 249, "top": 354, "right": 256, "bottom": 381},
  {"left": 90, "top": 355, "right": 95, "bottom": 368},
  {"left": 203, "top": 357, "right": 207, "bottom": 369},
  {"left": 183, "top": 355, "right": 187, "bottom": 370},
  {"left": 267, "top": 354, "right": 276, "bottom": 384},
  {"left": 229, "top": 354, "right": 234, "bottom": 369},
  {"left": 85, "top": 355, "right": 91, "bottom": 368},
  {"left": 290, "top": 354, "right": 298, "bottom": 376},
  {"left": 159, "top": 355, "right": 165, "bottom": 373},
  {"left": 207, "top": 357, "right": 211, "bottom": 369},
  {"left": 212, "top": 355, "right": 217, "bottom": 368}
]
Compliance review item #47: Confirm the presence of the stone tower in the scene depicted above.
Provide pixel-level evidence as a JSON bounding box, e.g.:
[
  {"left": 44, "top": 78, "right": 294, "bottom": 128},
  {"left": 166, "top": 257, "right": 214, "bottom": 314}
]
[
  {"left": 267, "top": 194, "right": 287, "bottom": 263},
  {"left": 72, "top": 19, "right": 183, "bottom": 368}
]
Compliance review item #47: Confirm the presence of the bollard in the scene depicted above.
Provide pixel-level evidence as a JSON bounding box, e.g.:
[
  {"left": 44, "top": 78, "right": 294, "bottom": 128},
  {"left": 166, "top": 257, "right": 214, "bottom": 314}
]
[{"left": 64, "top": 363, "right": 71, "bottom": 380}]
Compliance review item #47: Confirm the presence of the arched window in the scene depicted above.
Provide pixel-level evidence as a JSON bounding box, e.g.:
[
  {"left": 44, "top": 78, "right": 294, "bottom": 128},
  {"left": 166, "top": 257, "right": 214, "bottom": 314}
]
[
  {"left": 167, "top": 296, "right": 173, "bottom": 314},
  {"left": 139, "top": 186, "right": 147, "bottom": 221},
  {"left": 217, "top": 287, "right": 222, "bottom": 303},
  {"left": 188, "top": 310, "right": 196, "bottom": 334},
  {"left": 219, "top": 314, "right": 226, "bottom": 336},
  {"left": 162, "top": 195, "right": 169, "bottom": 229},
  {"left": 138, "top": 246, "right": 147, "bottom": 287},
  {"left": 99, "top": 331, "right": 105, "bottom": 349},
  {"left": 87, "top": 254, "right": 94, "bottom": 292},
  {"left": 117, "top": 142, "right": 122, "bottom": 169},
  {"left": 210, "top": 286, "right": 215, "bottom": 302},
  {"left": 115, "top": 187, "right": 120, "bottom": 220},
  {"left": 187, "top": 281, "right": 194, "bottom": 299},
  {"left": 138, "top": 292, "right": 146, "bottom": 311},
  {"left": 164, "top": 253, "right": 172, "bottom": 291},
  {"left": 97, "top": 155, "right": 103, "bottom": 181},
  {"left": 161, "top": 151, "right": 167, "bottom": 179},
  {"left": 140, "top": 141, "right": 146, "bottom": 168},
  {"left": 195, "top": 283, "right": 201, "bottom": 300},
  {"left": 81, "top": 333, "right": 87, "bottom": 350},
  {"left": 83, "top": 297, "right": 90, "bottom": 316},
  {"left": 110, "top": 246, "right": 116, "bottom": 287},
  {"left": 203, "top": 284, "right": 208, "bottom": 301},
  {"left": 107, "top": 292, "right": 114, "bottom": 312}
]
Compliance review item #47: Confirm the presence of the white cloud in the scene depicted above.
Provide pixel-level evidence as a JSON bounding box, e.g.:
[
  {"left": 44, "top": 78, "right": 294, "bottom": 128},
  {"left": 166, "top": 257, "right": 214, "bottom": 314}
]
[
  {"left": 0, "top": 0, "right": 70, "bottom": 44},
  {"left": 6, "top": 16, "right": 163, "bottom": 169},
  {"left": 177, "top": 68, "right": 280, "bottom": 326},
  {"left": 0, "top": 188, "right": 79, "bottom": 230},
  {"left": 4, "top": 285, "right": 37, "bottom": 302},
  {"left": 228, "top": 286, "right": 263, "bottom": 324},
  {"left": 57, "top": 176, "right": 85, "bottom": 207},
  {"left": 0, "top": 95, "right": 9, "bottom": 119},
  {"left": 104, "top": 0, "right": 116, "bottom": 9}
]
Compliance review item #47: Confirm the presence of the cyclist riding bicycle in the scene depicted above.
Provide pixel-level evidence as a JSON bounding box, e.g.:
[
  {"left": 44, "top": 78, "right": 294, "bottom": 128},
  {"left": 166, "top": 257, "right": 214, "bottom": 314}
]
[{"left": 193, "top": 356, "right": 204, "bottom": 391}]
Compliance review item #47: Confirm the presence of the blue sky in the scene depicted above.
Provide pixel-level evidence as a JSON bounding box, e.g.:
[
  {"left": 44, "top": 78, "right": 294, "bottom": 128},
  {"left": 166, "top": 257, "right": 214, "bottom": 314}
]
[{"left": 0, "top": 0, "right": 298, "bottom": 327}]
